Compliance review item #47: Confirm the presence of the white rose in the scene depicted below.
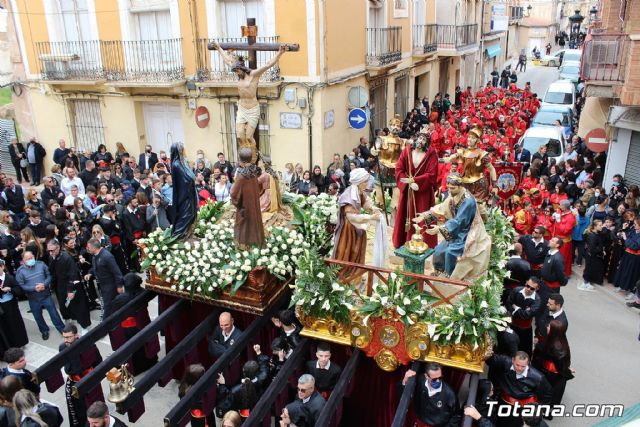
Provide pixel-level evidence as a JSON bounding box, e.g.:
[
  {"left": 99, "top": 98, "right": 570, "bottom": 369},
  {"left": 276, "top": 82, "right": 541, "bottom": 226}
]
[{"left": 317, "top": 272, "right": 325, "bottom": 279}]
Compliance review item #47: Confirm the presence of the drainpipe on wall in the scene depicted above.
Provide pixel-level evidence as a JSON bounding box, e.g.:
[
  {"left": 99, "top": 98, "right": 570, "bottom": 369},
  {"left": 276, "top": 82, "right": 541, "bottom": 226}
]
[{"left": 478, "top": 0, "right": 487, "bottom": 90}]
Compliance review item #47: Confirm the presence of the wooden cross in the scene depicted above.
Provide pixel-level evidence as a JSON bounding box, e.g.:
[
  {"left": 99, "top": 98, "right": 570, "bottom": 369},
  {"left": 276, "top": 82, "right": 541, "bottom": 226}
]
[{"left": 207, "top": 18, "right": 300, "bottom": 70}]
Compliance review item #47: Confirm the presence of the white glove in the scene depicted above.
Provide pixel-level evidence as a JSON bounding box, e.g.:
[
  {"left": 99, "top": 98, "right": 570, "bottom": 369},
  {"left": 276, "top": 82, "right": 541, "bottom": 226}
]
[
  {"left": 400, "top": 177, "right": 414, "bottom": 184},
  {"left": 410, "top": 182, "right": 419, "bottom": 192},
  {"left": 553, "top": 212, "right": 561, "bottom": 222}
]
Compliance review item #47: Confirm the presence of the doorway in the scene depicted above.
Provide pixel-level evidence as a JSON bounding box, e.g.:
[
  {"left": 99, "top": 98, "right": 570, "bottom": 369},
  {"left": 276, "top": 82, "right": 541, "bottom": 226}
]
[{"left": 143, "top": 102, "right": 185, "bottom": 154}]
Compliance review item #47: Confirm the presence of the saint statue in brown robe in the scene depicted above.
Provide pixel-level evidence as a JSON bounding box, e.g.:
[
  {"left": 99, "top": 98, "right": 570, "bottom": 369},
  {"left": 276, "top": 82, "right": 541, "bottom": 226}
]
[{"left": 231, "top": 148, "right": 265, "bottom": 248}]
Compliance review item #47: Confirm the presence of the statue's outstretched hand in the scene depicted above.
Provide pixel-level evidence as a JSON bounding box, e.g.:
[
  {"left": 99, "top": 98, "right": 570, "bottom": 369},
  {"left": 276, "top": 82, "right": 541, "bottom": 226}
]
[
  {"left": 399, "top": 177, "right": 414, "bottom": 184},
  {"left": 410, "top": 182, "right": 419, "bottom": 191},
  {"left": 412, "top": 213, "right": 425, "bottom": 223}
]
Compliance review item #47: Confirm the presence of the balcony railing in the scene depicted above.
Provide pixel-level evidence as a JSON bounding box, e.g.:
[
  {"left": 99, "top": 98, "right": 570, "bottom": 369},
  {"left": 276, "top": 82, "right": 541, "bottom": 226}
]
[
  {"left": 195, "top": 36, "right": 280, "bottom": 83},
  {"left": 412, "top": 24, "right": 437, "bottom": 54},
  {"left": 35, "top": 40, "right": 104, "bottom": 80},
  {"left": 580, "top": 33, "right": 629, "bottom": 83},
  {"left": 366, "top": 27, "right": 402, "bottom": 67},
  {"left": 436, "top": 24, "right": 478, "bottom": 49},
  {"left": 35, "top": 39, "right": 184, "bottom": 83}
]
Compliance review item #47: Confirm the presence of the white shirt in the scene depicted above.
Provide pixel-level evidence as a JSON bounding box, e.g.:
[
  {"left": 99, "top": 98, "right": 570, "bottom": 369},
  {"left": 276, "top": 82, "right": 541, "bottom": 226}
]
[
  {"left": 533, "top": 237, "right": 544, "bottom": 246},
  {"left": 548, "top": 248, "right": 559, "bottom": 256},
  {"left": 511, "top": 365, "right": 529, "bottom": 379},
  {"left": 551, "top": 308, "right": 564, "bottom": 319},
  {"left": 60, "top": 176, "right": 85, "bottom": 196},
  {"left": 284, "top": 326, "right": 296, "bottom": 336},
  {"left": 222, "top": 326, "right": 235, "bottom": 342},
  {"left": 425, "top": 379, "right": 443, "bottom": 397},
  {"left": 7, "top": 367, "right": 24, "bottom": 374},
  {"left": 316, "top": 360, "right": 331, "bottom": 370},
  {"left": 520, "top": 288, "right": 536, "bottom": 300}
]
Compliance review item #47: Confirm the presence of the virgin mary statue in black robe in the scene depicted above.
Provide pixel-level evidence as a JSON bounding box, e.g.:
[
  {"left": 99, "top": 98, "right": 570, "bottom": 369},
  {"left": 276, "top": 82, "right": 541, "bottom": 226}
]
[{"left": 171, "top": 142, "right": 198, "bottom": 239}]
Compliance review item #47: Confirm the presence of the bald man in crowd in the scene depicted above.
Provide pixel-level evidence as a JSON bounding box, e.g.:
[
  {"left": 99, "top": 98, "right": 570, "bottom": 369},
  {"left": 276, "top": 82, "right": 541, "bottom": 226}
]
[{"left": 208, "top": 312, "right": 243, "bottom": 358}]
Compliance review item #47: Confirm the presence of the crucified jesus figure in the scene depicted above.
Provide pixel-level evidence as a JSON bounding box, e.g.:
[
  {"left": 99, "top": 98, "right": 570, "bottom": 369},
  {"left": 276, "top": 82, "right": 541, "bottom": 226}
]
[{"left": 211, "top": 42, "right": 289, "bottom": 162}]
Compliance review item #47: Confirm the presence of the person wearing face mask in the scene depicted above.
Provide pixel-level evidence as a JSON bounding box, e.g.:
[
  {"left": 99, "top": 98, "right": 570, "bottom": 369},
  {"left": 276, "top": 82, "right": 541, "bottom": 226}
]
[
  {"left": 402, "top": 362, "right": 461, "bottom": 427},
  {"left": 158, "top": 150, "right": 171, "bottom": 172},
  {"left": 15, "top": 250, "right": 65, "bottom": 340},
  {"left": 138, "top": 145, "right": 158, "bottom": 172}
]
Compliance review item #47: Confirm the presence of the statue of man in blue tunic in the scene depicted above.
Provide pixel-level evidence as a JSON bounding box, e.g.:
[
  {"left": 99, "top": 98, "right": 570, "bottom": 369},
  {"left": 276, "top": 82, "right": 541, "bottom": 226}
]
[{"left": 413, "top": 172, "right": 491, "bottom": 280}]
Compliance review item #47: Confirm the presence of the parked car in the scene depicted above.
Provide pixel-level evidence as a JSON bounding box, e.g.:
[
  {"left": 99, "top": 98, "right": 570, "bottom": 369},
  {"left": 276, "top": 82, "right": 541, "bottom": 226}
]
[
  {"left": 540, "top": 49, "right": 582, "bottom": 67},
  {"left": 559, "top": 61, "right": 581, "bottom": 87},
  {"left": 531, "top": 105, "right": 575, "bottom": 137},
  {"left": 518, "top": 127, "right": 565, "bottom": 164},
  {"left": 541, "top": 80, "right": 577, "bottom": 116}
]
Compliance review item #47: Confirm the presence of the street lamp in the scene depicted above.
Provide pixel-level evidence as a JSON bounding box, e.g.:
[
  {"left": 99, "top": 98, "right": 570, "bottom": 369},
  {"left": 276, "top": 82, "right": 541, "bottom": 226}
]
[
  {"left": 525, "top": 4, "right": 532, "bottom": 17},
  {"left": 589, "top": 5, "right": 598, "bottom": 21},
  {"left": 568, "top": 9, "right": 584, "bottom": 47}
]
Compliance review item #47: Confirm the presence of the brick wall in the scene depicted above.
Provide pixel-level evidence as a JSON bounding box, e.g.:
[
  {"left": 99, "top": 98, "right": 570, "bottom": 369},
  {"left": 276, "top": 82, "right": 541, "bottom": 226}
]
[
  {"left": 624, "top": 0, "right": 640, "bottom": 34},
  {"left": 620, "top": 40, "right": 640, "bottom": 105},
  {"left": 601, "top": 0, "right": 623, "bottom": 32}
]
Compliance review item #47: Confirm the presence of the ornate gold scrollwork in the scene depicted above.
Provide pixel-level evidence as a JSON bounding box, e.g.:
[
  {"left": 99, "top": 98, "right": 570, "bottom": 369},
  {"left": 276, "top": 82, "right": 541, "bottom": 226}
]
[
  {"left": 374, "top": 349, "right": 399, "bottom": 372},
  {"left": 406, "top": 322, "right": 430, "bottom": 360}
]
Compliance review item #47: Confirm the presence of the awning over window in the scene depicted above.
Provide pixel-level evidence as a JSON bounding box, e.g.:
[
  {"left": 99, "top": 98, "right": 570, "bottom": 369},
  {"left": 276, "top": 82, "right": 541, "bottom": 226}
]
[
  {"left": 578, "top": 97, "right": 613, "bottom": 138},
  {"left": 486, "top": 45, "right": 502, "bottom": 59}
]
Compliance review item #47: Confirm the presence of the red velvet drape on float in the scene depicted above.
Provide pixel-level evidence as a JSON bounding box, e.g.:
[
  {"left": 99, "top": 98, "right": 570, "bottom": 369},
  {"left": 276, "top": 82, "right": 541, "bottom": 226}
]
[
  {"left": 341, "top": 356, "right": 467, "bottom": 427},
  {"left": 158, "top": 295, "right": 280, "bottom": 424}
]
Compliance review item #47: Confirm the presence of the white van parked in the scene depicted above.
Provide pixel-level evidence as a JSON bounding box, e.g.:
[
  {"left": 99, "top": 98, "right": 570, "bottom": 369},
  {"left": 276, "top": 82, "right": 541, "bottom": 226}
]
[{"left": 541, "top": 80, "right": 577, "bottom": 116}]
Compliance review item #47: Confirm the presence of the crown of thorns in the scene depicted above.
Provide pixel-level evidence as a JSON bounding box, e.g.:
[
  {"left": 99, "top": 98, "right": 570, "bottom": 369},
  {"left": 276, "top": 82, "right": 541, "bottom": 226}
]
[{"left": 230, "top": 56, "right": 251, "bottom": 73}]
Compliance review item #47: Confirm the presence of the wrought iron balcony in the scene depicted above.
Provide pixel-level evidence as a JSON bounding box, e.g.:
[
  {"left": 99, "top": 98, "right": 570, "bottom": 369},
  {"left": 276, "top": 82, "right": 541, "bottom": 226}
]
[
  {"left": 35, "top": 40, "right": 105, "bottom": 81},
  {"left": 581, "top": 33, "right": 629, "bottom": 83},
  {"left": 195, "top": 36, "right": 281, "bottom": 83},
  {"left": 366, "top": 27, "right": 402, "bottom": 67},
  {"left": 103, "top": 39, "right": 184, "bottom": 83},
  {"left": 436, "top": 24, "right": 478, "bottom": 50},
  {"left": 412, "top": 24, "right": 437, "bottom": 55},
  {"left": 35, "top": 39, "right": 184, "bottom": 83}
]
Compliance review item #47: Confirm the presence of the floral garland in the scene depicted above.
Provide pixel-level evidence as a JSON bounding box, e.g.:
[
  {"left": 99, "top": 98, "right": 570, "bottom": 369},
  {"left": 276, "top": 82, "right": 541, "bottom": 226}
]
[
  {"left": 425, "top": 207, "right": 513, "bottom": 350},
  {"left": 290, "top": 248, "right": 355, "bottom": 324},
  {"left": 359, "top": 271, "right": 439, "bottom": 327}
]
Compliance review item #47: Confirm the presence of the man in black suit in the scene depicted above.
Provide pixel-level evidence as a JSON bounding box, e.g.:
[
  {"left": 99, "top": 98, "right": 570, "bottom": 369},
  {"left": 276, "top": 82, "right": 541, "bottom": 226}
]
[
  {"left": 27, "top": 211, "right": 51, "bottom": 240},
  {"left": 272, "top": 309, "right": 302, "bottom": 349},
  {"left": 40, "top": 176, "right": 64, "bottom": 209},
  {"left": 507, "top": 277, "right": 543, "bottom": 357},
  {"left": 514, "top": 143, "right": 531, "bottom": 173},
  {"left": 208, "top": 311, "right": 243, "bottom": 358},
  {"left": 296, "top": 374, "right": 326, "bottom": 425},
  {"left": 305, "top": 342, "right": 342, "bottom": 399},
  {"left": 84, "top": 238, "right": 124, "bottom": 320},
  {"left": 503, "top": 243, "right": 531, "bottom": 303},
  {"left": 519, "top": 226, "right": 549, "bottom": 278},
  {"left": 86, "top": 401, "right": 127, "bottom": 427},
  {"left": 402, "top": 362, "right": 461, "bottom": 427},
  {"left": 121, "top": 198, "right": 145, "bottom": 272},
  {"left": 138, "top": 145, "right": 158, "bottom": 172},
  {"left": 79, "top": 160, "right": 99, "bottom": 189},
  {"left": 536, "top": 293, "right": 568, "bottom": 341}
]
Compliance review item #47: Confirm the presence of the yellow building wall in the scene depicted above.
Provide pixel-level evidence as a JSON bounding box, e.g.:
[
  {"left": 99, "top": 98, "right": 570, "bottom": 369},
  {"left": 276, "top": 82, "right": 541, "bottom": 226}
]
[
  {"left": 28, "top": 90, "right": 71, "bottom": 174},
  {"left": 324, "top": 0, "right": 366, "bottom": 75},
  {"left": 388, "top": 0, "right": 412, "bottom": 54},
  {"left": 317, "top": 77, "right": 370, "bottom": 166},
  {"left": 94, "top": 0, "right": 121, "bottom": 40},
  {"left": 15, "top": 0, "right": 49, "bottom": 74},
  {"left": 178, "top": 1, "right": 197, "bottom": 76},
  {"left": 274, "top": 0, "right": 309, "bottom": 76},
  {"left": 100, "top": 97, "right": 139, "bottom": 153}
]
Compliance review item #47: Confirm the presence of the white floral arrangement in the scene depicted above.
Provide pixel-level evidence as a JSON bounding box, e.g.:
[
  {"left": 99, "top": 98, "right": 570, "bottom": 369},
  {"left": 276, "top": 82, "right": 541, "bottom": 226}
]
[
  {"left": 290, "top": 248, "right": 355, "bottom": 324},
  {"left": 358, "top": 271, "right": 439, "bottom": 328},
  {"left": 141, "top": 218, "right": 307, "bottom": 297},
  {"left": 425, "top": 207, "right": 514, "bottom": 350},
  {"left": 286, "top": 192, "right": 338, "bottom": 255}
]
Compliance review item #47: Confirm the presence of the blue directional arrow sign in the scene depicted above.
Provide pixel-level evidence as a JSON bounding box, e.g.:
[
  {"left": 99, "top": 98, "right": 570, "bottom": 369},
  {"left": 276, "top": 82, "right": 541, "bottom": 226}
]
[{"left": 348, "top": 108, "right": 368, "bottom": 130}]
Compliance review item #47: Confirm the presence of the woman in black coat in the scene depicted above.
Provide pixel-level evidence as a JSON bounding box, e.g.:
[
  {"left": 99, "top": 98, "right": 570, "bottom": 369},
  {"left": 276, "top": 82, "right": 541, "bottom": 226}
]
[
  {"left": 0, "top": 260, "right": 28, "bottom": 356},
  {"left": 583, "top": 220, "right": 606, "bottom": 287},
  {"left": 215, "top": 357, "right": 270, "bottom": 418},
  {"left": 533, "top": 320, "right": 574, "bottom": 408},
  {"left": 7, "top": 140, "right": 28, "bottom": 184}
]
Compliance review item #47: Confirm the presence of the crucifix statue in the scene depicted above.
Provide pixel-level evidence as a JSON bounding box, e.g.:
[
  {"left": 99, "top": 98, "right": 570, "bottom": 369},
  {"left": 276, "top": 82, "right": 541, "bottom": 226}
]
[{"left": 208, "top": 18, "right": 299, "bottom": 162}]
